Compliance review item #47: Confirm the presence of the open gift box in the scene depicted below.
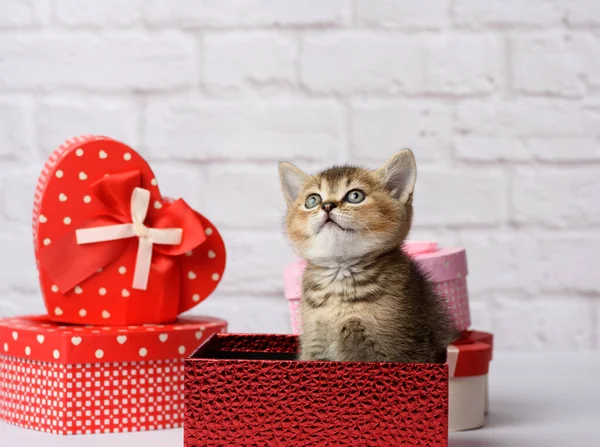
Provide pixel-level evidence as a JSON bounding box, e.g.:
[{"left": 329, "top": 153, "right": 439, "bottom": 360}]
[
  {"left": 285, "top": 241, "right": 471, "bottom": 335},
  {"left": 0, "top": 315, "right": 227, "bottom": 435},
  {"left": 184, "top": 334, "right": 449, "bottom": 446}
]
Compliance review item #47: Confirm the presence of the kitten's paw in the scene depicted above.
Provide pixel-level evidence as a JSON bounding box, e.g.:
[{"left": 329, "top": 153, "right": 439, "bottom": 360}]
[
  {"left": 340, "top": 318, "right": 367, "bottom": 341},
  {"left": 298, "top": 348, "right": 329, "bottom": 361}
]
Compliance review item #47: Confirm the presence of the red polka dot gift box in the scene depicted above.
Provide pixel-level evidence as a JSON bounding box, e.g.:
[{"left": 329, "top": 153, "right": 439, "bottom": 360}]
[
  {"left": 33, "top": 135, "right": 226, "bottom": 326},
  {"left": 0, "top": 315, "right": 227, "bottom": 435},
  {"left": 0, "top": 135, "right": 230, "bottom": 435}
]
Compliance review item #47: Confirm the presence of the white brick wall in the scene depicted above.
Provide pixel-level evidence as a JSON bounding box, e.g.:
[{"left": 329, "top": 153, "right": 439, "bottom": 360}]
[{"left": 0, "top": 1, "right": 598, "bottom": 351}]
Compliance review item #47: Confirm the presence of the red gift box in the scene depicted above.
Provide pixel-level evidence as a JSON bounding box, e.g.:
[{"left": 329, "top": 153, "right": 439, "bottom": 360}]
[
  {"left": 33, "top": 135, "right": 226, "bottom": 326},
  {"left": 184, "top": 334, "right": 448, "bottom": 447},
  {"left": 0, "top": 315, "right": 227, "bottom": 435}
]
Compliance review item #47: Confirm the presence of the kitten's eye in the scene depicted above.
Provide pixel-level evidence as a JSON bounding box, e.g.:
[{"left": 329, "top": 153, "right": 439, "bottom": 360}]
[
  {"left": 345, "top": 189, "right": 366, "bottom": 204},
  {"left": 305, "top": 193, "right": 322, "bottom": 209}
]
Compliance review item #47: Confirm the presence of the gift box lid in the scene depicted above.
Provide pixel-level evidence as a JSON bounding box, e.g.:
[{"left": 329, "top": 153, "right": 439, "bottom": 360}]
[
  {"left": 402, "top": 241, "right": 468, "bottom": 283},
  {"left": 32, "top": 135, "right": 227, "bottom": 326},
  {"left": 0, "top": 315, "right": 226, "bottom": 364},
  {"left": 447, "top": 330, "right": 492, "bottom": 378},
  {"left": 461, "top": 330, "right": 494, "bottom": 361}
]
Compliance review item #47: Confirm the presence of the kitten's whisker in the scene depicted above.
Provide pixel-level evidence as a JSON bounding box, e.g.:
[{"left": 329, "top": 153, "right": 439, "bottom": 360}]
[{"left": 334, "top": 212, "right": 387, "bottom": 252}]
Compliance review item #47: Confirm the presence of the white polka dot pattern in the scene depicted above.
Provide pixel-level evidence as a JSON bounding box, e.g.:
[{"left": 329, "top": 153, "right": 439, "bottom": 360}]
[
  {"left": 434, "top": 278, "right": 471, "bottom": 332},
  {"left": 0, "top": 356, "right": 186, "bottom": 435},
  {"left": 31, "top": 135, "right": 227, "bottom": 327}
]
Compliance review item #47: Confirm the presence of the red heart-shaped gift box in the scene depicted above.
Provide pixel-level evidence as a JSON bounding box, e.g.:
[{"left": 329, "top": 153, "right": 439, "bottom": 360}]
[{"left": 33, "top": 135, "right": 226, "bottom": 326}]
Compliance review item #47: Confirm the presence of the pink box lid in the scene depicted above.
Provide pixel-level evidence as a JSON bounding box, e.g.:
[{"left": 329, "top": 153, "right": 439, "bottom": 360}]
[{"left": 403, "top": 241, "right": 468, "bottom": 283}]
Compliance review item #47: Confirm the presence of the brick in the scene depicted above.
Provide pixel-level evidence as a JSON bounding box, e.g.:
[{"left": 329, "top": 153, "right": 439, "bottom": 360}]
[
  {"left": 453, "top": 0, "right": 564, "bottom": 28},
  {"left": 528, "top": 137, "right": 600, "bottom": 161},
  {"left": 301, "top": 33, "right": 501, "bottom": 95},
  {"left": 190, "top": 294, "right": 292, "bottom": 334},
  {"left": 424, "top": 34, "right": 502, "bottom": 95},
  {"left": 455, "top": 135, "right": 530, "bottom": 161},
  {"left": 144, "top": 0, "right": 351, "bottom": 28},
  {"left": 356, "top": 0, "right": 449, "bottom": 29},
  {"left": 0, "top": 99, "right": 36, "bottom": 160},
  {"left": 215, "top": 230, "right": 296, "bottom": 295},
  {"left": 0, "top": 292, "right": 45, "bottom": 317},
  {"left": 1, "top": 165, "right": 44, "bottom": 223},
  {"left": 414, "top": 167, "right": 507, "bottom": 226},
  {"left": 493, "top": 295, "right": 594, "bottom": 350},
  {"left": 144, "top": 98, "right": 343, "bottom": 161},
  {"left": 204, "top": 166, "right": 285, "bottom": 230},
  {"left": 457, "top": 135, "right": 600, "bottom": 163},
  {"left": 457, "top": 231, "right": 533, "bottom": 294},
  {"left": 0, "top": 230, "right": 39, "bottom": 293},
  {"left": 351, "top": 101, "right": 453, "bottom": 163},
  {"left": 532, "top": 234, "right": 600, "bottom": 293},
  {"left": 406, "top": 229, "right": 461, "bottom": 247},
  {"left": 204, "top": 32, "right": 296, "bottom": 92},
  {"left": 301, "top": 33, "right": 424, "bottom": 94},
  {"left": 0, "top": 0, "right": 50, "bottom": 28},
  {"left": 511, "top": 32, "right": 600, "bottom": 97},
  {"left": 511, "top": 167, "right": 600, "bottom": 228},
  {"left": 596, "top": 304, "right": 600, "bottom": 350},
  {"left": 56, "top": 0, "right": 143, "bottom": 27},
  {"left": 457, "top": 100, "right": 600, "bottom": 137},
  {"left": 150, "top": 164, "right": 206, "bottom": 212},
  {"left": 0, "top": 32, "right": 195, "bottom": 91},
  {"left": 467, "top": 300, "right": 494, "bottom": 334},
  {"left": 37, "top": 97, "right": 140, "bottom": 152},
  {"left": 565, "top": 0, "right": 600, "bottom": 26}
]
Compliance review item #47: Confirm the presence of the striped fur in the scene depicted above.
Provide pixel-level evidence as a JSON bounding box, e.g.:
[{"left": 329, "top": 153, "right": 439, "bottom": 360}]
[{"left": 279, "top": 150, "right": 457, "bottom": 363}]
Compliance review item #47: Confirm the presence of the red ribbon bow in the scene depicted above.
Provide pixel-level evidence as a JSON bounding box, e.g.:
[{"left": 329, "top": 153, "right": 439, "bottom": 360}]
[{"left": 38, "top": 170, "right": 206, "bottom": 296}]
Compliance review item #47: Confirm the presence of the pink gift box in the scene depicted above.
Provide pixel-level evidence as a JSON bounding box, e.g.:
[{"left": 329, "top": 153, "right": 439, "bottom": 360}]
[{"left": 284, "top": 241, "right": 471, "bottom": 334}]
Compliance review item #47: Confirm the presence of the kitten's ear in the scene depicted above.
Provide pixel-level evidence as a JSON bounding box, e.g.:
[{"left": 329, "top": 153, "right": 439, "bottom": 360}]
[
  {"left": 376, "top": 149, "right": 417, "bottom": 203},
  {"left": 278, "top": 162, "right": 308, "bottom": 207}
]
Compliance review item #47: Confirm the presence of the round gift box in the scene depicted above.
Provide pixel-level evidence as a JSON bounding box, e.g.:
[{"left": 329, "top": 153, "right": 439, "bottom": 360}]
[
  {"left": 461, "top": 330, "right": 494, "bottom": 414},
  {"left": 447, "top": 333, "right": 492, "bottom": 432},
  {"left": 284, "top": 241, "right": 471, "bottom": 334}
]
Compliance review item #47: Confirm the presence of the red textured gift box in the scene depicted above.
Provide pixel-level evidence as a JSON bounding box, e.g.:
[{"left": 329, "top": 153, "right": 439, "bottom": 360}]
[
  {"left": 0, "top": 315, "right": 226, "bottom": 435},
  {"left": 184, "top": 334, "right": 448, "bottom": 447}
]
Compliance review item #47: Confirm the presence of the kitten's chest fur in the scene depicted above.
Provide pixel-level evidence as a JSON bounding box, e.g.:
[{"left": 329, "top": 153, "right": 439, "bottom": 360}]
[
  {"left": 299, "top": 251, "right": 456, "bottom": 363},
  {"left": 302, "top": 264, "right": 392, "bottom": 327}
]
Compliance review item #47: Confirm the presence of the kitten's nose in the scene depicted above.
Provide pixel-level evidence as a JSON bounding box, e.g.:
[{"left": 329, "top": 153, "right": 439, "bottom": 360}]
[{"left": 322, "top": 202, "right": 337, "bottom": 213}]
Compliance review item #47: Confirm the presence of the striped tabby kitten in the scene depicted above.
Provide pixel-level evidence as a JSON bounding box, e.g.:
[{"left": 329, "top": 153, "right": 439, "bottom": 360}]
[{"left": 278, "top": 149, "right": 457, "bottom": 363}]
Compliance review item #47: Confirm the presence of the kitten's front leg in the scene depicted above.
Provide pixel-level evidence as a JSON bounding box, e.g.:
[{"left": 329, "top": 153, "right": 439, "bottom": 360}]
[
  {"left": 299, "top": 336, "right": 330, "bottom": 361},
  {"left": 337, "top": 318, "right": 385, "bottom": 362}
]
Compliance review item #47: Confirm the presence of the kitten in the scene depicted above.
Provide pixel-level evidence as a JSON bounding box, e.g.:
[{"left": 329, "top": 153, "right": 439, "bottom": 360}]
[{"left": 278, "top": 149, "right": 458, "bottom": 363}]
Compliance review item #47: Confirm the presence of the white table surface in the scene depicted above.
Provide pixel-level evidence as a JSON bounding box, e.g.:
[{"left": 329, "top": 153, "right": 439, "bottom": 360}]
[{"left": 1, "top": 352, "right": 599, "bottom": 446}]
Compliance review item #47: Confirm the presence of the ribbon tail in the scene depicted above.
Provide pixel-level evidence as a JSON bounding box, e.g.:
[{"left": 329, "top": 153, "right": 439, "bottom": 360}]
[
  {"left": 132, "top": 238, "right": 153, "bottom": 290},
  {"left": 145, "top": 253, "right": 180, "bottom": 324},
  {"left": 147, "top": 228, "right": 182, "bottom": 245},
  {"left": 131, "top": 187, "right": 150, "bottom": 224},
  {"left": 76, "top": 223, "right": 134, "bottom": 244},
  {"left": 447, "top": 345, "right": 459, "bottom": 378}
]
